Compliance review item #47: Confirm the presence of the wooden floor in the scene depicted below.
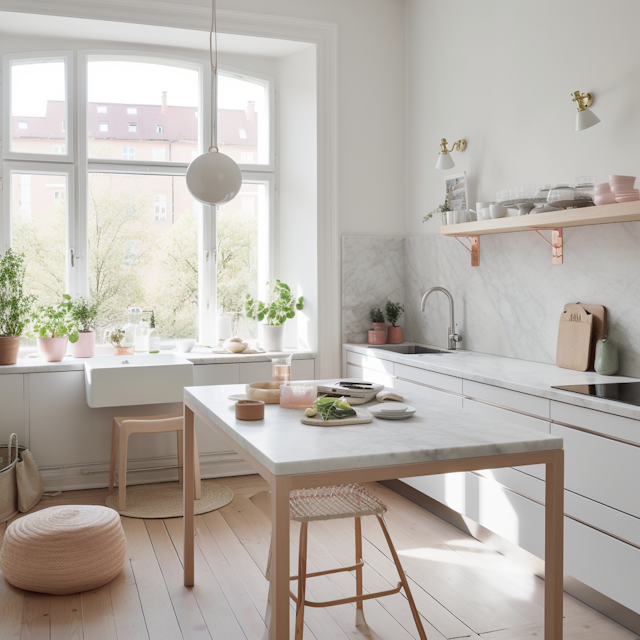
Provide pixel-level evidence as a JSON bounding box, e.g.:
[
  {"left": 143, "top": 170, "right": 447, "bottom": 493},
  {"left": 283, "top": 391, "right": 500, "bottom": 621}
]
[{"left": 0, "top": 476, "right": 637, "bottom": 640}]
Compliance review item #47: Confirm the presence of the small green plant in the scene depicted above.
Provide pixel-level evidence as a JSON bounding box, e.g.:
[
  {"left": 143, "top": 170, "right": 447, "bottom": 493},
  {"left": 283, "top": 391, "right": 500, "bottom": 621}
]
[
  {"left": 105, "top": 327, "right": 126, "bottom": 346},
  {"left": 0, "top": 249, "right": 35, "bottom": 337},
  {"left": 423, "top": 190, "right": 451, "bottom": 223},
  {"left": 245, "top": 279, "right": 304, "bottom": 326},
  {"left": 385, "top": 301, "right": 404, "bottom": 327},
  {"left": 314, "top": 396, "right": 356, "bottom": 421},
  {"left": 369, "top": 307, "right": 385, "bottom": 324},
  {"left": 29, "top": 294, "right": 79, "bottom": 342},
  {"left": 70, "top": 297, "right": 99, "bottom": 333}
]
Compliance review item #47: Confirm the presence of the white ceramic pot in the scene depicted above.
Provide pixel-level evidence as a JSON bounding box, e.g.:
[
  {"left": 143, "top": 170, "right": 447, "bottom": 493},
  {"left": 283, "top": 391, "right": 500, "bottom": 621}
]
[{"left": 260, "top": 324, "right": 285, "bottom": 352}]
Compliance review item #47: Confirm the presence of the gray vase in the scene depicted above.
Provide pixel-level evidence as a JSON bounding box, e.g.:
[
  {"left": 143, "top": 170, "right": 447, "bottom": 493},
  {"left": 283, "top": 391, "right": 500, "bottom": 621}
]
[{"left": 594, "top": 338, "right": 619, "bottom": 376}]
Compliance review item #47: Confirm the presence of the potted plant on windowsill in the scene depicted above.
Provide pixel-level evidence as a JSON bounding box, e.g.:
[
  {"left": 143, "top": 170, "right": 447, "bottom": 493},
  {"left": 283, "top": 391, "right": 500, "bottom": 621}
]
[
  {"left": 0, "top": 249, "right": 35, "bottom": 366},
  {"left": 368, "top": 307, "right": 386, "bottom": 345},
  {"left": 105, "top": 328, "right": 134, "bottom": 356},
  {"left": 245, "top": 280, "right": 304, "bottom": 352},
  {"left": 28, "top": 295, "right": 79, "bottom": 362},
  {"left": 70, "top": 297, "right": 99, "bottom": 358},
  {"left": 385, "top": 301, "right": 405, "bottom": 344}
]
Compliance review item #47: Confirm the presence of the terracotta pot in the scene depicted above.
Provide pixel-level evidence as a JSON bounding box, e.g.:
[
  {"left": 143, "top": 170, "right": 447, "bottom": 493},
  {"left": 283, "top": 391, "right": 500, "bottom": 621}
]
[
  {"left": 368, "top": 329, "right": 386, "bottom": 345},
  {"left": 37, "top": 336, "right": 69, "bottom": 362},
  {"left": 114, "top": 346, "right": 135, "bottom": 356},
  {"left": 70, "top": 331, "right": 95, "bottom": 358},
  {"left": 387, "top": 326, "right": 404, "bottom": 344},
  {"left": 0, "top": 336, "right": 21, "bottom": 366},
  {"left": 372, "top": 323, "right": 386, "bottom": 332},
  {"left": 260, "top": 324, "right": 285, "bottom": 352}
]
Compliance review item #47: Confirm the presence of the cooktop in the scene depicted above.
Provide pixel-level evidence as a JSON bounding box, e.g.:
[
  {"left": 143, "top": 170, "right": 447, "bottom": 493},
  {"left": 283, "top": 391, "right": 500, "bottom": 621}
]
[{"left": 552, "top": 382, "right": 640, "bottom": 407}]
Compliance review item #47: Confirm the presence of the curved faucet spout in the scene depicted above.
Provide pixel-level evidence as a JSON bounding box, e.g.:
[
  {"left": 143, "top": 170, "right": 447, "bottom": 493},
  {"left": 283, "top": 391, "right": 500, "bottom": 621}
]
[{"left": 419, "top": 286, "right": 461, "bottom": 350}]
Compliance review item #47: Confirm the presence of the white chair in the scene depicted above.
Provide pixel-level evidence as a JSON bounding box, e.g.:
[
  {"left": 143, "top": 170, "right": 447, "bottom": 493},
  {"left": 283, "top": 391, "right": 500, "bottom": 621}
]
[{"left": 108, "top": 412, "right": 201, "bottom": 511}]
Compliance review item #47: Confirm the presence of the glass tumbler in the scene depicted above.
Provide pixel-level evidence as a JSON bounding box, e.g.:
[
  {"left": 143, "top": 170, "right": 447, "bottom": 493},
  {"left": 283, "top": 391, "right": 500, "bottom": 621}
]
[{"left": 272, "top": 355, "right": 292, "bottom": 383}]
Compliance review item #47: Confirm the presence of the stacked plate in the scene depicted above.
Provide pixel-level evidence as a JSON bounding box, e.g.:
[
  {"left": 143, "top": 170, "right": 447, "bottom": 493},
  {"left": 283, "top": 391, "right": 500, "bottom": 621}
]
[
  {"left": 594, "top": 182, "right": 616, "bottom": 205},
  {"left": 609, "top": 175, "right": 639, "bottom": 203},
  {"left": 368, "top": 402, "right": 416, "bottom": 420}
]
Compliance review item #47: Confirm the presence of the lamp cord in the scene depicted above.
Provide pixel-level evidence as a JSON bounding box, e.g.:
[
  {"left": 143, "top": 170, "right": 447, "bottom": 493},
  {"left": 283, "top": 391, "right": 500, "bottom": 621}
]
[{"left": 209, "top": 0, "right": 218, "bottom": 153}]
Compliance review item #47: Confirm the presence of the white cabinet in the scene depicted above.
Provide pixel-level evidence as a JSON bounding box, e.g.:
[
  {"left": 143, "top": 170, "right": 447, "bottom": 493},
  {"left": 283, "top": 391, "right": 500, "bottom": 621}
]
[
  {"left": 395, "top": 362, "right": 462, "bottom": 394},
  {"left": 194, "top": 363, "right": 240, "bottom": 386},
  {"left": 0, "top": 374, "right": 26, "bottom": 447},
  {"left": 463, "top": 380, "right": 550, "bottom": 420},
  {"left": 395, "top": 378, "right": 462, "bottom": 408},
  {"left": 345, "top": 362, "right": 395, "bottom": 387}
]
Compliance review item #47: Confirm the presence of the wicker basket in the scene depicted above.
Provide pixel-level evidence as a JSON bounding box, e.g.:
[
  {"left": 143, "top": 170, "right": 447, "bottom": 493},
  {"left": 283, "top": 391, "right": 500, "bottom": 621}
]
[{"left": 0, "top": 434, "right": 25, "bottom": 523}]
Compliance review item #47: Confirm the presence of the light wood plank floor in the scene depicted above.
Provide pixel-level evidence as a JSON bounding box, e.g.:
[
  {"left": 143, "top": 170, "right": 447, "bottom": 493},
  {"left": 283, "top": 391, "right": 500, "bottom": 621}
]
[{"left": 0, "top": 476, "right": 637, "bottom": 640}]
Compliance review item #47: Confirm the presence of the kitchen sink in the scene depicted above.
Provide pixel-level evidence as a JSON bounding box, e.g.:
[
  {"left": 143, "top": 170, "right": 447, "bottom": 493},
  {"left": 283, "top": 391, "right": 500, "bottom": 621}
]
[
  {"left": 84, "top": 354, "right": 194, "bottom": 408},
  {"left": 371, "top": 344, "right": 456, "bottom": 355}
]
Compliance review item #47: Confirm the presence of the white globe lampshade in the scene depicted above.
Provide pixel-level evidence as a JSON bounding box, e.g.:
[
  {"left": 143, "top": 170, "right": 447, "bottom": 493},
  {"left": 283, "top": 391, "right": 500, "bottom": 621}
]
[
  {"left": 575, "top": 108, "right": 601, "bottom": 132},
  {"left": 435, "top": 152, "right": 455, "bottom": 170},
  {"left": 186, "top": 150, "right": 242, "bottom": 205}
]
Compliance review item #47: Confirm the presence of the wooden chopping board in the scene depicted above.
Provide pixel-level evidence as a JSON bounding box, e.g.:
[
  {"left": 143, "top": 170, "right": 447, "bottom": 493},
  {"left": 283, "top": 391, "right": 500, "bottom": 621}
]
[
  {"left": 301, "top": 408, "right": 372, "bottom": 427},
  {"left": 563, "top": 303, "right": 606, "bottom": 369},
  {"left": 556, "top": 304, "right": 593, "bottom": 371}
]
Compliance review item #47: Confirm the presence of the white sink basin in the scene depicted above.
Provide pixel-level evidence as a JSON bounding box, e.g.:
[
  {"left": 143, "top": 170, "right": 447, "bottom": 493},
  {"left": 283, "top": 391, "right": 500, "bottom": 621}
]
[{"left": 84, "top": 354, "right": 194, "bottom": 408}]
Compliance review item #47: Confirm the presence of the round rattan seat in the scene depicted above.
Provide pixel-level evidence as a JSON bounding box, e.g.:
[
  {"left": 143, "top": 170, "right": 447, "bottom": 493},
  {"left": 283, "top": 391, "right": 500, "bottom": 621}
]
[
  {"left": 0, "top": 505, "right": 126, "bottom": 595},
  {"left": 289, "top": 484, "right": 387, "bottom": 522}
]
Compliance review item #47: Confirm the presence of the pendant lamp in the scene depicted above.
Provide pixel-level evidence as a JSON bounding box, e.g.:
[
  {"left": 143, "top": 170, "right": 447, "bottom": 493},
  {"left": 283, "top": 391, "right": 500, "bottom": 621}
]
[{"left": 186, "top": 0, "right": 242, "bottom": 205}]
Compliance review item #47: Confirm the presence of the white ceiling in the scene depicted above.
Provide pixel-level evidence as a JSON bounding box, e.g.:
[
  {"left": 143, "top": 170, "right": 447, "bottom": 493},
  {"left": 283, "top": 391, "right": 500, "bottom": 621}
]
[{"left": 0, "top": 11, "right": 314, "bottom": 57}]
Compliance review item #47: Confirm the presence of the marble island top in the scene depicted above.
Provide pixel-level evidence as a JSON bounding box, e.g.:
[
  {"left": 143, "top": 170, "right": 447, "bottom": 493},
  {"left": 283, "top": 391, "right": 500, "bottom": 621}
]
[
  {"left": 344, "top": 343, "right": 640, "bottom": 421},
  {"left": 184, "top": 382, "right": 562, "bottom": 476}
]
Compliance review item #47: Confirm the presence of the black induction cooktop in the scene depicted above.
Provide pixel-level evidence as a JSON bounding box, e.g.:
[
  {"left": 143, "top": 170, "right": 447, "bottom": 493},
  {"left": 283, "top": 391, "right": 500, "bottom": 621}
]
[{"left": 552, "top": 382, "right": 640, "bottom": 407}]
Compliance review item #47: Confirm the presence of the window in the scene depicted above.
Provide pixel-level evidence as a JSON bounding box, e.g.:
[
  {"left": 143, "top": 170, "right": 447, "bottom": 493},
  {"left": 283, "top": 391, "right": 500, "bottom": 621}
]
[
  {"left": 238, "top": 129, "right": 247, "bottom": 139},
  {"left": 61, "top": 120, "right": 66, "bottom": 132},
  {"left": 53, "top": 191, "right": 64, "bottom": 200},
  {"left": 240, "top": 152, "right": 254, "bottom": 163},
  {"left": 97, "top": 105, "right": 107, "bottom": 113},
  {"left": 99, "top": 122, "right": 109, "bottom": 132},
  {"left": 154, "top": 194, "right": 167, "bottom": 220},
  {"left": 18, "top": 121, "right": 28, "bottom": 129},
  {"left": 127, "top": 107, "right": 137, "bottom": 115},
  {"left": 121, "top": 147, "right": 135, "bottom": 160},
  {"left": 128, "top": 122, "right": 137, "bottom": 133},
  {"left": 152, "top": 146, "right": 166, "bottom": 161},
  {"left": 52, "top": 145, "right": 65, "bottom": 154},
  {"left": 156, "top": 124, "right": 164, "bottom": 133}
]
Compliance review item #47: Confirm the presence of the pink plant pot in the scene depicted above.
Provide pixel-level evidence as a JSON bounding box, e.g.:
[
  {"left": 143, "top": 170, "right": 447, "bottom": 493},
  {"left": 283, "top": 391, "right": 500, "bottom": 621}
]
[
  {"left": 114, "top": 346, "right": 135, "bottom": 356},
  {"left": 368, "top": 330, "right": 386, "bottom": 345},
  {"left": 372, "top": 323, "right": 386, "bottom": 332},
  {"left": 70, "top": 331, "right": 95, "bottom": 358},
  {"left": 37, "top": 336, "right": 69, "bottom": 362},
  {"left": 387, "top": 326, "right": 404, "bottom": 344}
]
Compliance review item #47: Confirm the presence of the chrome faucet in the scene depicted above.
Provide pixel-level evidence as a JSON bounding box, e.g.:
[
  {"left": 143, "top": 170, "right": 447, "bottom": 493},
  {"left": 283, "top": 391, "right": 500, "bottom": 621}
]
[{"left": 420, "top": 286, "right": 462, "bottom": 350}]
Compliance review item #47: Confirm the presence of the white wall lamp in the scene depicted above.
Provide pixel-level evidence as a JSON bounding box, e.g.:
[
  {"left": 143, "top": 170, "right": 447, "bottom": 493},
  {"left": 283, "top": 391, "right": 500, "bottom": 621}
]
[
  {"left": 186, "top": 0, "right": 242, "bottom": 205},
  {"left": 572, "top": 91, "right": 601, "bottom": 132},
  {"left": 435, "top": 137, "right": 466, "bottom": 170}
]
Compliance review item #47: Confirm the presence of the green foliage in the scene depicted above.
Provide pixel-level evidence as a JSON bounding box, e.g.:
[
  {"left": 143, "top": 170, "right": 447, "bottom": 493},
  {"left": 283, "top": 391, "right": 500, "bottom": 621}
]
[
  {"left": 314, "top": 396, "right": 356, "bottom": 421},
  {"left": 423, "top": 201, "right": 450, "bottom": 223},
  {"left": 245, "top": 280, "right": 304, "bottom": 326},
  {"left": 0, "top": 249, "right": 35, "bottom": 337},
  {"left": 384, "top": 301, "right": 404, "bottom": 327},
  {"left": 369, "top": 307, "right": 385, "bottom": 324},
  {"left": 29, "top": 294, "right": 79, "bottom": 342},
  {"left": 70, "top": 297, "right": 99, "bottom": 332},
  {"left": 105, "top": 327, "right": 126, "bottom": 346}
]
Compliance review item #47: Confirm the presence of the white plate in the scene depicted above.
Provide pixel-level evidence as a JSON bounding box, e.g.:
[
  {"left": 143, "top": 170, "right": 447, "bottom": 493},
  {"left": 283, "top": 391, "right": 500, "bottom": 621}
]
[
  {"left": 228, "top": 393, "right": 248, "bottom": 402},
  {"left": 379, "top": 402, "right": 409, "bottom": 414},
  {"left": 368, "top": 404, "right": 416, "bottom": 420}
]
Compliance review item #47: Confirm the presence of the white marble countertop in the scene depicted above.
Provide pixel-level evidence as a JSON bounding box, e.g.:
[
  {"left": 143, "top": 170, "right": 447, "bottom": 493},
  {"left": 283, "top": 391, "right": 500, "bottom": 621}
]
[
  {"left": 0, "top": 348, "right": 316, "bottom": 375},
  {"left": 184, "top": 381, "right": 562, "bottom": 476},
  {"left": 344, "top": 342, "right": 640, "bottom": 421}
]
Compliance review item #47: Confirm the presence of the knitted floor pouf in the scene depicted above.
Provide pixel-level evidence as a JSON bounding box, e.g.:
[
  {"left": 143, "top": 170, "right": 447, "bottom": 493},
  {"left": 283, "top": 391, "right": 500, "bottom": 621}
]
[{"left": 0, "top": 505, "right": 126, "bottom": 595}]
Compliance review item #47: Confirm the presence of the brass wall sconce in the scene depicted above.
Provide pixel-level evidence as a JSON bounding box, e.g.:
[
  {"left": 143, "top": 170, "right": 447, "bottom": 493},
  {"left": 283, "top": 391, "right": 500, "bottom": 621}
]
[
  {"left": 572, "top": 91, "right": 600, "bottom": 131},
  {"left": 436, "top": 138, "right": 467, "bottom": 170}
]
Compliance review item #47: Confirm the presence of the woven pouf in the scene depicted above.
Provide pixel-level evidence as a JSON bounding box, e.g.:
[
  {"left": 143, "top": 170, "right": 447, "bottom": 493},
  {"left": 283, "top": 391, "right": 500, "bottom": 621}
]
[{"left": 0, "top": 505, "right": 126, "bottom": 595}]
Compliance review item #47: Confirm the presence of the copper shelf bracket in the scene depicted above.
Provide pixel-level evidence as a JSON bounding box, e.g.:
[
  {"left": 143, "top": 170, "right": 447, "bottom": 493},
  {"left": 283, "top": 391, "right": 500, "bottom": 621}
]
[
  {"left": 531, "top": 228, "right": 563, "bottom": 264},
  {"left": 454, "top": 235, "right": 480, "bottom": 267}
]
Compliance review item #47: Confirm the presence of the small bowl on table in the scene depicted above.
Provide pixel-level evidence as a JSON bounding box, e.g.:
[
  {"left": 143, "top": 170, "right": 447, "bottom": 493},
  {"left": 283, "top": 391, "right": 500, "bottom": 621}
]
[
  {"left": 175, "top": 339, "right": 196, "bottom": 353},
  {"left": 247, "top": 381, "right": 282, "bottom": 404},
  {"left": 235, "top": 400, "right": 265, "bottom": 421}
]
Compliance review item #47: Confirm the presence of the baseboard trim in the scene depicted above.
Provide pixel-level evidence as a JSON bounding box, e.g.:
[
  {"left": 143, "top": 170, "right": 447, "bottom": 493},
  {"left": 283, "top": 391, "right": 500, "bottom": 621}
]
[{"left": 382, "top": 479, "right": 640, "bottom": 637}]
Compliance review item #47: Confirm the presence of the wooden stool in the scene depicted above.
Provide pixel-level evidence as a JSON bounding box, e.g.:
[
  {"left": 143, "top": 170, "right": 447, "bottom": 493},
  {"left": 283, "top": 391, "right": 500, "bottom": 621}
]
[
  {"left": 108, "top": 413, "right": 202, "bottom": 511},
  {"left": 265, "top": 484, "right": 428, "bottom": 640}
]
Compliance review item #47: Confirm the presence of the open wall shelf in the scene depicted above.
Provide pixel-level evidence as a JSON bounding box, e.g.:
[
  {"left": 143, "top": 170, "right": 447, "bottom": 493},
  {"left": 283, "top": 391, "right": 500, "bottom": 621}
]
[{"left": 440, "top": 201, "right": 640, "bottom": 266}]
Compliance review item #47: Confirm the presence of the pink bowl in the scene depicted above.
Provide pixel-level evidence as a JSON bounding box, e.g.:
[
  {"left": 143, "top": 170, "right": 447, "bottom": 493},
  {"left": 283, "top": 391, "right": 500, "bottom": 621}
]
[
  {"left": 594, "top": 194, "right": 617, "bottom": 206},
  {"left": 610, "top": 175, "right": 636, "bottom": 181},
  {"left": 594, "top": 183, "right": 611, "bottom": 193},
  {"left": 610, "top": 180, "right": 636, "bottom": 189}
]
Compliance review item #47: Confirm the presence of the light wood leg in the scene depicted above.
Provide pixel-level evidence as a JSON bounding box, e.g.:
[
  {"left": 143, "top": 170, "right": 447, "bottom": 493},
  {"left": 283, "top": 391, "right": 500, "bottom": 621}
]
[
  {"left": 354, "top": 516, "right": 366, "bottom": 627},
  {"left": 545, "top": 450, "right": 565, "bottom": 639},
  {"left": 377, "top": 515, "right": 428, "bottom": 640},
  {"left": 269, "top": 477, "right": 291, "bottom": 640},
  {"left": 194, "top": 432, "right": 202, "bottom": 500},
  {"left": 262, "top": 536, "right": 273, "bottom": 640},
  {"left": 108, "top": 419, "right": 119, "bottom": 496},
  {"left": 183, "top": 406, "right": 195, "bottom": 587},
  {"left": 177, "top": 430, "right": 183, "bottom": 485},
  {"left": 118, "top": 427, "right": 129, "bottom": 511},
  {"left": 295, "top": 522, "right": 308, "bottom": 640}
]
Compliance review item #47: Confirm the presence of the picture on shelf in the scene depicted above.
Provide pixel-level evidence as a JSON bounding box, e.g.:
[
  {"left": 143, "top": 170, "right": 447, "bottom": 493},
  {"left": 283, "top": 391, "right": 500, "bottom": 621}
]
[{"left": 445, "top": 172, "right": 468, "bottom": 211}]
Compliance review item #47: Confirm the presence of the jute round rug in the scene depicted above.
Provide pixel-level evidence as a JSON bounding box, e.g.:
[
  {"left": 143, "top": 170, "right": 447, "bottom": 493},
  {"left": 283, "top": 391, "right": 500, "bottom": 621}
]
[{"left": 105, "top": 480, "right": 234, "bottom": 518}]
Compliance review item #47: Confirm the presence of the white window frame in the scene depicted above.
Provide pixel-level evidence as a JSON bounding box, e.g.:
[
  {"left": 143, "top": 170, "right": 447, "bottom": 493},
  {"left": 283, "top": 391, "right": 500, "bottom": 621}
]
[{"left": 2, "top": 51, "right": 75, "bottom": 164}]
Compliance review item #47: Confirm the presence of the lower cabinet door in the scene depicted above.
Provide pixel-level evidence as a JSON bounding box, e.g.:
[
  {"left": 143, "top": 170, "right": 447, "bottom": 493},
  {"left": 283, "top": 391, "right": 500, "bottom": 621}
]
[
  {"left": 394, "top": 377, "right": 462, "bottom": 408},
  {"left": 345, "top": 363, "right": 395, "bottom": 387}
]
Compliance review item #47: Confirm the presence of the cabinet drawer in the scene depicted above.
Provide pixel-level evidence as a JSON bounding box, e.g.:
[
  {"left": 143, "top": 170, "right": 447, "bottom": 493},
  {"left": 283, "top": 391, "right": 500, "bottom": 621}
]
[
  {"left": 394, "top": 363, "right": 462, "bottom": 394},
  {"left": 551, "top": 400, "right": 640, "bottom": 445},
  {"left": 239, "top": 362, "right": 273, "bottom": 383},
  {"left": 463, "top": 380, "right": 549, "bottom": 420},
  {"left": 345, "top": 350, "right": 394, "bottom": 374},
  {"left": 194, "top": 363, "right": 239, "bottom": 386},
  {"left": 345, "top": 363, "right": 394, "bottom": 388},
  {"left": 0, "top": 374, "right": 26, "bottom": 447},
  {"left": 551, "top": 423, "right": 640, "bottom": 519},
  {"left": 292, "top": 359, "right": 316, "bottom": 381},
  {"left": 395, "top": 378, "right": 462, "bottom": 408}
]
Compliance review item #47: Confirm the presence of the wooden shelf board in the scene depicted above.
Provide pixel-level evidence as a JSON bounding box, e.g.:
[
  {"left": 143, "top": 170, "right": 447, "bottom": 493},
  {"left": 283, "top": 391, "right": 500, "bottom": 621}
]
[{"left": 440, "top": 201, "right": 640, "bottom": 237}]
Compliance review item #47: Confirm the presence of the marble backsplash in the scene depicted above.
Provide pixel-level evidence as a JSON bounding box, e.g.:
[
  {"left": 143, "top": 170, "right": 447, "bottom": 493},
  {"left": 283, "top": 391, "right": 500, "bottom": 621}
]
[{"left": 343, "top": 223, "right": 640, "bottom": 378}]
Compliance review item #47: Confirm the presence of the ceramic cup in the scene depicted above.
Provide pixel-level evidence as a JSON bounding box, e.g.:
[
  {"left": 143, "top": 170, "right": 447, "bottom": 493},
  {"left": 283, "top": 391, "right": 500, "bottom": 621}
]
[
  {"left": 490, "top": 204, "right": 509, "bottom": 219},
  {"left": 446, "top": 211, "right": 455, "bottom": 225},
  {"left": 454, "top": 209, "right": 470, "bottom": 224}
]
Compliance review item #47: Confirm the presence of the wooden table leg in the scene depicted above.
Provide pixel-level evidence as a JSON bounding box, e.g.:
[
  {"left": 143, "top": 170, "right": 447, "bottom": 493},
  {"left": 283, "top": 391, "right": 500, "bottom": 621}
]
[
  {"left": 269, "top": 476, "right": 291, "bottom": 640},
  {"left": 183, "top": 405, "right": 195, "bottom": 587},
  {"left": 545, "top": 449, "right": 564, "bottom": 639}
]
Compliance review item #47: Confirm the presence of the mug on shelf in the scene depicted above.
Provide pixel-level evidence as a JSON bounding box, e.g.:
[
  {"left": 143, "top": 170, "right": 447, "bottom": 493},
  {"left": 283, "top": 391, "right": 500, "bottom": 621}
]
[{"left": 490, "top": 204, "right": 509, "bottom": 219}]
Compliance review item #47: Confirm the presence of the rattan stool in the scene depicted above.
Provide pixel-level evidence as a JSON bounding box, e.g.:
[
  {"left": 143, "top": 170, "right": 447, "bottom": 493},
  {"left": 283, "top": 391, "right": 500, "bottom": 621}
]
[
  {"left": 108, "top": 413, "right": 201, "bottom": 511},
  {"left": 265, "top": 484, "right": 428, "bottom": 640}
]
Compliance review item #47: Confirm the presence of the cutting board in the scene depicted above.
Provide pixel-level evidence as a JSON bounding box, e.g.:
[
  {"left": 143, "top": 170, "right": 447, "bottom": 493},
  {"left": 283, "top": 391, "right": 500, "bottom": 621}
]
[
  {"left": 556, "top": 304, "right": 593, "bottom": 371},
  {"left": 563, "top": 303, "right": 607, "bottom": 369},
  {"left": 301, "top": 408, "right": 372, "bottom": 427}
]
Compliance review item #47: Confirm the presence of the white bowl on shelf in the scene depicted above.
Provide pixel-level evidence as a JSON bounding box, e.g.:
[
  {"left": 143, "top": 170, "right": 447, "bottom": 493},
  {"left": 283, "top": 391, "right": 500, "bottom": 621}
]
[{"left": 175, "top": 339, "right": 196, "bottom": 353}]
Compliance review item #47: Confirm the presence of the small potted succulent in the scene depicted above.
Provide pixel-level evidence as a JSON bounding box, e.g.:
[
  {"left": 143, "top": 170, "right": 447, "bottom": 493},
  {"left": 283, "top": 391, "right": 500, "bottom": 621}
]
[
  {"left": 368, "top": 307, "right": 386, "bottom": 345},
  {"left": 385, "top": 301, "right": 405, "bottom": 344},
  {"left": 105, "top": 327, "right": 134, "bottom": 356},
  {"left": 0, "top": 249, "right": 35, "bottom": 366},
  {"left": 245, "top": 279, "right": 304, "bottom": 352},
  {"left": 29, "top": 294, "right": 79, "bottom": 362},
  {"left": 69, "top": 297, "right": 99, "bottom": 358}
]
